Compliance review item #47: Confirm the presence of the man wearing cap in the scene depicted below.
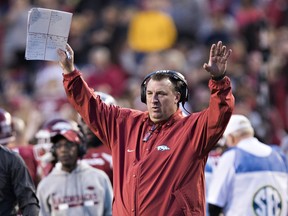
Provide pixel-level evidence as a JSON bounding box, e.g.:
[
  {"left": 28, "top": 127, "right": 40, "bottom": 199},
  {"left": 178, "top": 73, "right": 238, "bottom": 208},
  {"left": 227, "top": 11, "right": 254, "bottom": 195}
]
[
  {"left": 207, "top": 114, "right": 288, "bottom": 216},
  {"left": 36, "top": 129, "right": 113, "bottom": 216}
]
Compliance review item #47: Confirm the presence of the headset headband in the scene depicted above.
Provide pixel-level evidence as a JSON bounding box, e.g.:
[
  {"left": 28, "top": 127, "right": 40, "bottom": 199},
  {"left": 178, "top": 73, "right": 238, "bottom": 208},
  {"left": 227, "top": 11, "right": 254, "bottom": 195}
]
[{"left": 140, "top": 70, "right": 188, "bottom": 104}]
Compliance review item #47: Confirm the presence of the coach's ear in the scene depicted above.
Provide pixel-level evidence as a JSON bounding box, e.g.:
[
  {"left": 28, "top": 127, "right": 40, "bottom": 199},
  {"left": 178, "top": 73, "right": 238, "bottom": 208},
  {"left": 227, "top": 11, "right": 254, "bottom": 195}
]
[{"left": 174, "top": 91, "right": 181, "bottom": 105}]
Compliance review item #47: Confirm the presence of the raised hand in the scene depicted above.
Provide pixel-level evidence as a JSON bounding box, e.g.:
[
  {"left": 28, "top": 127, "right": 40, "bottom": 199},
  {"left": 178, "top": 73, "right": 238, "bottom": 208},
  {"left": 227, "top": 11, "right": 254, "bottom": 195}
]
[
  {"left": 57, "top": 44, "right": 75, "bottom": 74},
  {"left": 203, "top": 41, "right": 232, "bottom": 79}
]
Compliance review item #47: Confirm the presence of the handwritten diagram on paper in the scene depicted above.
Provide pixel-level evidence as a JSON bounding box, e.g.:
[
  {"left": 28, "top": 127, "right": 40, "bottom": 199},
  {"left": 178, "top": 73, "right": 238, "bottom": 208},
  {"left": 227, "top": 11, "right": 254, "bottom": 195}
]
[{"left": 25, "top": 8, "right": 72, "bottom": 61}]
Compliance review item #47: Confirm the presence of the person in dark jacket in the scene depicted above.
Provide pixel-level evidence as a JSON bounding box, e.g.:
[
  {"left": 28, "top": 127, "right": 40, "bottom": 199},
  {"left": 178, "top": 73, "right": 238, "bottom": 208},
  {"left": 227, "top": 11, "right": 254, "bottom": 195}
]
[
  {"left": 0, "top": 108, "right": 39, "bottom": 216},
  {"left": 57, "top": 41, "right": 234, "bottom": 215}
]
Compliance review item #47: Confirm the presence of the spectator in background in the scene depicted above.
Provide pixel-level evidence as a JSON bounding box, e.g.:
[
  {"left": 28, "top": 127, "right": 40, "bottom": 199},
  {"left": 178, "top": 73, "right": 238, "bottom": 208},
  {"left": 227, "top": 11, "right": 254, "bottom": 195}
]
[
  {"left": 37, "top": 128, "right": 113, "bottom": 216},
  {"left": 0, "top": 108, "right": 39, "bottom": 216},
  {"left": 234, "top": 0, "right": 266, "bottom": 53},
  {"left": 168, "top": 0, "right": 203, "bottom": 42},
  {"left": 81, "top": 46, "right": 128, "bottom": 97},
  {"left": 1, "top": 0, "right": 31, "bottom": 66},
  {"left": 127, "top": 0, "right": 177, "bottom": 62},
  {"left": 208, "top": 114, "right": 288, "bottom": 216},
  {"left": 268, "top": 27, "right": 288, "bottom": 138},
  {"left": 7, "top": 116, "right": 39, "bottom": 186},
  {"left": 34, "top": 61, "right": 71, "bottom": 122}
]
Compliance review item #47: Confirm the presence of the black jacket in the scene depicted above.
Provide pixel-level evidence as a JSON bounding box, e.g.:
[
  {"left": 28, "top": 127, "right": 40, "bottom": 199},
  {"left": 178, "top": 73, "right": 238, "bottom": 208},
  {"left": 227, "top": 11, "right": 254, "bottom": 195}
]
[{"left": 0, "top": 145, "right": 39, "bottom": 216}]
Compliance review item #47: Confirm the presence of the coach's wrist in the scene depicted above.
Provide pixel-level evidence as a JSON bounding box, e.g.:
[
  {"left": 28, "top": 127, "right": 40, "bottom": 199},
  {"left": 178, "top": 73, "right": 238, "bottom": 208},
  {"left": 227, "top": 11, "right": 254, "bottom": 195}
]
[{"left": 211, "top": 72, "right": 226, "bottom": 81}]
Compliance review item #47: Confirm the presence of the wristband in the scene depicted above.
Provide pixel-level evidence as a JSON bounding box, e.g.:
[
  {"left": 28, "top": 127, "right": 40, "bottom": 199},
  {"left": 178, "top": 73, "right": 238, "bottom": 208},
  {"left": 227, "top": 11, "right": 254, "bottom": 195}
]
[{"left": 211, "top": 72, "right": 226, "bottom": 81}]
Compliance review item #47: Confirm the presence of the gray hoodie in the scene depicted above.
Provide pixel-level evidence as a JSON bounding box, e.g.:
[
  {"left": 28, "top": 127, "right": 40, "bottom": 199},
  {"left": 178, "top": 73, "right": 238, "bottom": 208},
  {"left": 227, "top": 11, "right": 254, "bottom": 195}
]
[{"left": 37, "top": 161, "right": 112, "bottom": 216}]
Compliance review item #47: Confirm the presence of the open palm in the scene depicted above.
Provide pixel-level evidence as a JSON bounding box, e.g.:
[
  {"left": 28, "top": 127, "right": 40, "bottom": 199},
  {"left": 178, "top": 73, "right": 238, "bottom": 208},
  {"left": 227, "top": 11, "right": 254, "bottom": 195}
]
[{"left": 203, "top": 41, "right": 232, "bottom": 78}]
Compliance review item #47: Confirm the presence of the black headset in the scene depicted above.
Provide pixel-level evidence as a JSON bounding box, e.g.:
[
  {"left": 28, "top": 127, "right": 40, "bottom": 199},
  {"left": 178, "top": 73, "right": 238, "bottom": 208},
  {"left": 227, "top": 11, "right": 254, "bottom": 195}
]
[
  {"left": 50, "top": 130, "right": 87, "bottom": 159},
  {"left": 141, "top": 70, "right": 189, "bottom": 104}
]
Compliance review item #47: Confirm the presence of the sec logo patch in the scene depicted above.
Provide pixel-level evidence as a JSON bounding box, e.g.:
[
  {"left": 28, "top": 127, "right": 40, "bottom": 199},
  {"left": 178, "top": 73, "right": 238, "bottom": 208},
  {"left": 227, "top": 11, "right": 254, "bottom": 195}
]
[{"left": 253, "top": 185, "right": 282, "bottom": 216}]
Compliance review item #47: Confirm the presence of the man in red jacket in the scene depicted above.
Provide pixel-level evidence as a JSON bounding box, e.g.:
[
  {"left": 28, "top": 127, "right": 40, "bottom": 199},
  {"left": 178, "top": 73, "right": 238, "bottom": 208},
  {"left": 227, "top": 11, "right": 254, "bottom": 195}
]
[{"left": 57, "top": 41, "right": 234, "bottom": 215}]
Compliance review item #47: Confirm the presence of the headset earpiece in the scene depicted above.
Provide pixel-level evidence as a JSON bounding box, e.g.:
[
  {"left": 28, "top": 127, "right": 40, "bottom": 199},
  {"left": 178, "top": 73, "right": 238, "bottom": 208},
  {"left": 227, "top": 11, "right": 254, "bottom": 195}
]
[
  {"left": 78, "top": 145, "right": 86, "bottom": 158},
  {"left": 50, "top": 145, "right": 56, "bottom": 158},
  {"left": 141, "top": 70, "right": 189, "bottom": 104},
  {"left": 77, "top": 130, "right": 87, "bottom": 158}
]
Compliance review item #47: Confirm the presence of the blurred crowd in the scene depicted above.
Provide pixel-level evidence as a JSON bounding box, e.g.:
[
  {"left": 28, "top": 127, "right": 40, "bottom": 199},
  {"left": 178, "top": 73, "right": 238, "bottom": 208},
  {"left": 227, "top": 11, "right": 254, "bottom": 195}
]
[{"left": 0, "top": 0, "right": 288, "bottom": 149}]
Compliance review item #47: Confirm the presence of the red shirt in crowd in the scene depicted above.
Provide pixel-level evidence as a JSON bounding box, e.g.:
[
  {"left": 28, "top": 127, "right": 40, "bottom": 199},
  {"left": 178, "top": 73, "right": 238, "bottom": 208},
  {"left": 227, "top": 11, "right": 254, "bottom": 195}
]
[
  {"left": 9, "top": 145, "right": 39, "bottom": 186},
  {"left": 82, "top": 145, "right": 113, "bottom": 184}
]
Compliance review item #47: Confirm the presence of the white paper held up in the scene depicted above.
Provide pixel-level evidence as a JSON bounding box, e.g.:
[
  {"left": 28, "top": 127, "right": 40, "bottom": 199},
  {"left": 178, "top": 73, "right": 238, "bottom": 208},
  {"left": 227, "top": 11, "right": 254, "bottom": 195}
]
[{"left": 25, "top": 8, "right": 72, "bottom": 61}]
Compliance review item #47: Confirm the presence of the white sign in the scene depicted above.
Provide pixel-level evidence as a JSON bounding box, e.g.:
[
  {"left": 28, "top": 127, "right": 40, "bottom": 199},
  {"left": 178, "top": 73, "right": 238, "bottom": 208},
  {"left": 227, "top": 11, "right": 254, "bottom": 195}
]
[{"left": 25, "top": 8, "right": 72, "bottom": 61}]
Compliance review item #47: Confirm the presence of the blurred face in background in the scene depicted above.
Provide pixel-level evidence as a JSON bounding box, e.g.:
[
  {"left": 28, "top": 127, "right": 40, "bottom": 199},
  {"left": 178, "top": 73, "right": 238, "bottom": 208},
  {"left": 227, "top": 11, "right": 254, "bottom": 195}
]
[{"left": 54, "top": 138, "right": 78, "bottom": 172}]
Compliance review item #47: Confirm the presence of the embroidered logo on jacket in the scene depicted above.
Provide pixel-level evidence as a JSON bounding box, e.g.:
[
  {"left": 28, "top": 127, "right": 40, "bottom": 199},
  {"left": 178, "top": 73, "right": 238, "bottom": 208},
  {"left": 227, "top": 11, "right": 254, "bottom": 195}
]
[
  {"left": 51, "top": 192, "right": 99, "bottom": 210},
  {"left": 156, "top": 145, "right": 170, "bottom": 151},
  {"left": 252, "top": 185, "right": 282, "bottom": 215}
]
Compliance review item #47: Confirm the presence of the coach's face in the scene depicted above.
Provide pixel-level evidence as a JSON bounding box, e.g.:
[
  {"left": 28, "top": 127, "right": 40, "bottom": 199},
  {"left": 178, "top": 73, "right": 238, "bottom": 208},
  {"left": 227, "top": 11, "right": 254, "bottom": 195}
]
[{"left": 146, "top": 78, "right": 180, "bottom": 123}]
